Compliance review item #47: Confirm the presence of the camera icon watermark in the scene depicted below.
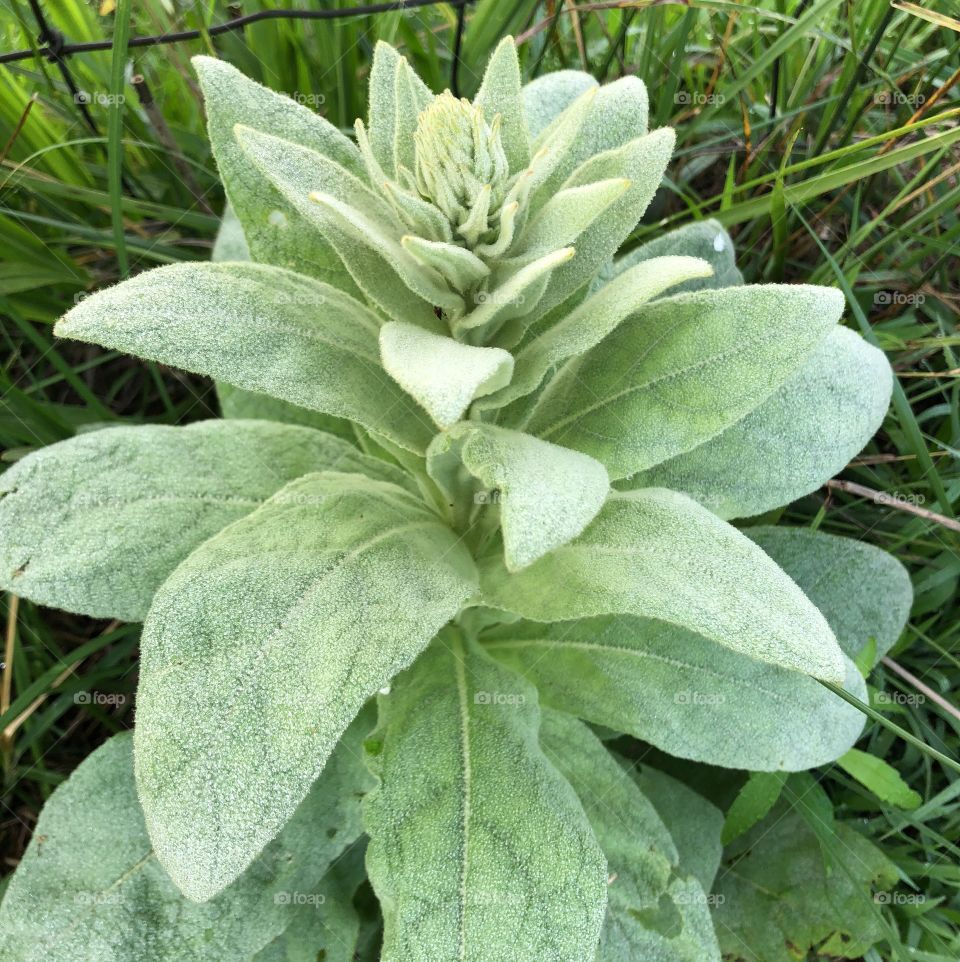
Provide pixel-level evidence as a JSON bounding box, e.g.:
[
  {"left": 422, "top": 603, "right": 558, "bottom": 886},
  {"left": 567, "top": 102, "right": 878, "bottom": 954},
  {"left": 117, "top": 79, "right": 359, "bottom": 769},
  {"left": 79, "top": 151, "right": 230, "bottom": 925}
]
[
  {"left": 874, "top": 690, "right": 926, "bottom": 707},
  {"left": 874, "top": 890, "right": 925, "bottom": 905},
  {"left": 74, "top": 90, "right": 126, "bottom": 107},
  {"left": 874, "top": 291, "right": 925, "bottom": 307},
  {"left": 273, "top": 891, "right": 326, "bottom": 906},
  {"left": 675, "top": 90, "right": 725, "bottom": 106},
  {"left": 74, "top": 691, "right": 127, "bottom": 706},
  {"left": 875, "top": 91, "right": 926, "bottom": 107}
]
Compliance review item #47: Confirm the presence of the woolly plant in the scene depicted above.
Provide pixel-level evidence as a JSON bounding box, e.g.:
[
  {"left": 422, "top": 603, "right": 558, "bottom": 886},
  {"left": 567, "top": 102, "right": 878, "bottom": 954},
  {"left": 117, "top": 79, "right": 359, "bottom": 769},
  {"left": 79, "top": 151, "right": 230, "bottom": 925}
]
[{"left": 0, "top": 38, "right": 911, "bottom": 962}]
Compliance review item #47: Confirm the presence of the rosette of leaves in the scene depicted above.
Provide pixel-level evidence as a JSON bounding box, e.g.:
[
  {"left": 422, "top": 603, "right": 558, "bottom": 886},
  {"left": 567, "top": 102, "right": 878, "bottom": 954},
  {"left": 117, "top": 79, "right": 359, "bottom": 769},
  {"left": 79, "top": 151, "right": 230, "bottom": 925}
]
[{"left": 0, "top": 39, "right": 909, "bottom": 962}]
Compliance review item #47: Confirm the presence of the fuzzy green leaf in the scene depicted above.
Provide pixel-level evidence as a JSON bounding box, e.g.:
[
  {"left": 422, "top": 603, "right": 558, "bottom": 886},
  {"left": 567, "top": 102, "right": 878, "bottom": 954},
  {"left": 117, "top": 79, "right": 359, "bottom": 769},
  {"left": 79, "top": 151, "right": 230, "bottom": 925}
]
[
  {"left": 481, "top": 488, "right": 846, "bottom": 682},
  {"left": 521, "top": 70, "right": 598, "bottom": 139},
  {"left": 601, "top": 219, "right": 743, "bottom": 295},
  {"left": 364, "top": 631, "right": 608, "bottom": 962},
  {"left": 531, "top": 128, "right": 675, "bottom": 322},
  {"left": 428, "top": 422, "right": 609, "bottom": 570},
  {"left": 624, "top": 327, "right": 893, "bottom": 517},
  {"left": 0, "top": 420, "right": 398, "bottom": 621},
  {"left": 210, "top": 204, "right": 355, "bottom": 438},
  {"left": 393, "top": 57, "right": 434, "bottom": 175},
  {"left": 193, "top": 56, "right": 361, "bottom": 291},
  {"left": 531, "top": 76, "right": 650, "bottom": 208},
  {"left": 252, "top": 848, "right": 367, "bottom": 962},
  {"left": 482, "top": 255, "right": 713, "bottom": 411},
  {"left": 368, "top": 41, "right": 404, "bottom": 177},
  {"left": 475, "top": 36, "right": 530, "bottom": 172},
  {"left": 135, "top": 473, "right": 477, "bottom": 901},
  {"left": 539, "top": 710, "right": 721, "bottom": 962},
  {"left": 0, "top": 718, "right": 373, "bottom": 962},
  {"left": 54, "top": 262, "right": 434, "bottom": 454},
  {"left": 485, "top": 615, "right": 866, "bottom": 770},
  {"left": 217, "top": 381, "right": 357, "bottom": 441},
  {"left": 211, "top": 201, "right": 250, "bottom": 261},
  {"left": 455, "top": 247, "right": 576, "bottom": 341},
  {"left": 509, "top": 177, "right": 631, "bottom": 263},
  {"left": 379, "top": 323, "right": 513, "bottom": 428},
  {"left": 746, "top": 525, "right": 912, "bottom": 665},
  {"left": 232, "top": 125, "right": 452, "bottom": 327},
  {"left": 630, "top": 766, "right": 724, "bottom": 893},
  {"left": 527, "top": 284, "right": 844, "bottom": 479}
]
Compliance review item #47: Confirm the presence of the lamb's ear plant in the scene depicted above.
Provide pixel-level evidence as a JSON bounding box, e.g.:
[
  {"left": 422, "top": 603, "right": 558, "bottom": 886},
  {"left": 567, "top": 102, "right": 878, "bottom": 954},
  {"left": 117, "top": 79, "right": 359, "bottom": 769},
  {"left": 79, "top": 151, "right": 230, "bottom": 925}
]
[{"left": 0, "top": 38, "right": 910, "bottom": 962}]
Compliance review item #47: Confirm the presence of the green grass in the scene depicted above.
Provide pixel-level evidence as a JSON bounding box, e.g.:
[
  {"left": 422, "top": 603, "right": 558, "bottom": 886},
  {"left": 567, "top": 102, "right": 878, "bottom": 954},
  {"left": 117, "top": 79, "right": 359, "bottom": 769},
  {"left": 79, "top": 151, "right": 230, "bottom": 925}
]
[{"left": 1, "top": 0, "right": 959, "bottom": 954}]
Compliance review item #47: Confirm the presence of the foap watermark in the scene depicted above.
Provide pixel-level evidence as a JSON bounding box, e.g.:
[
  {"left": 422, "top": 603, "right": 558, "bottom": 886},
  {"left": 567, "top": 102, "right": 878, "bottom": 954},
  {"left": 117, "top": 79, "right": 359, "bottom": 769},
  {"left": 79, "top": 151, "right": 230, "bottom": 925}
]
[
  {"left": 875, "top": 90, "right": 926, "bottom": 107},
  {"left": 675, "top": 90, "right": 725, "bottom": 106},
  {"left": 74, "top": 90, "right": 126, "bottom": 107},
  {"left": 874, "top": 291, "right": 925, "bottom": 308},
  {"left": 74, "top": 691, "right": 127, "bottom": 707},
  {"left": 473, "top": 289, "right": 525, "bottom": 308},
  {"left": 274, "top": 891, "right": 326, "bottom": 906},
  {"left": 75, "top": 891, "right": 122, "bottom": 906},
  {"left": 673, "top": 889, "right": 725, "bottom": 907},
  {"left": 873, "top": 490, "right": 925, "bottom": 507},
  {"left": 674, "top": 690, "right": 726, "bottom": 706},
  {"left": 875, "top": 690, "right": 926, "bottom": 707},
  {"left": 874, "top": 890, "right": 925, "bottom": 905},
  {"left": 474, "top": 690, "right": 526, "bottom": 706},
  {"left": 474, "top": 489, "right": 503, "bottom": 505},
  {"left": 290, "top": 92, "right": 327, "bottom": 109}
]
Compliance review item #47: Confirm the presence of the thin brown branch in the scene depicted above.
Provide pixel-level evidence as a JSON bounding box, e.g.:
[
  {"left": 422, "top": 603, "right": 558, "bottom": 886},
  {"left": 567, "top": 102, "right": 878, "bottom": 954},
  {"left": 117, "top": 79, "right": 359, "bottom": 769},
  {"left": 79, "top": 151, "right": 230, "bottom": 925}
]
[{"left": 825, "top": 479, "right": 960, "bottom": 533}]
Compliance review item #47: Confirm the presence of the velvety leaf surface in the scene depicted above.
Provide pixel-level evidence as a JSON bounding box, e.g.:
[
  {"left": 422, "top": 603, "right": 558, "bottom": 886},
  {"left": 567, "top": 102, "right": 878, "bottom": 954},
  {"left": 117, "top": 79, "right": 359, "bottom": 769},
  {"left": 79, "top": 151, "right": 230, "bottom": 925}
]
[
  {"left": 526, "top": 285, "right": 844, "bottom": 479},
  {"left": 484, "top": 615, "right": 865, "bottom": 771},
  {"left": 625, "top": 327, "right": 893, "bottom": 517},
  {"left": 539, "top": 710, "right": 721, "bottom": 962},
  {"left": 0, "top": 420, "right": 392, "bottom": 621},
  {"left": 746, "top": 525, "right": 912, "bottom": 664},
  {"left": 428, "top": 423, "right": 609, "bottom": 571},
  {"left": 193, "top": 56, "right": 361, "bottom": 291},
  {"left": 474, "top": 37, "right": 530, "bottom": 172},
  {"left": 217, "top": 382, "right": 357, "bottom": 442},
  {"left": 628, "top": 765, "right": 725, "bottom": 894},
  {"left": 0, "top": 718, "right": 372, "bottom": 962},
  {"left": 234, "top": 125, "right": 452, "bottom": 328},
  {"left": 364, "top": 631, "right": 608, "bottom": 962},
  {"left": 521, "top": 70, "right": 597, "bottom": 138},
  {"left": 54, "top": 262, "right": 434, "bottom": 454},
  {"left": 210, "top": 203, "right": 357, "bottom": 441},
  {"left": 251, "top": 847, "right": 368, "bottom": 962},
  {"left": 532, "top": 128, "right": 675, "bottom": 321},
  {"left": 481, "top": 255, "right": 713, "bottom": 411},
  {"left": 531, "top": 76, "right": 650, "bottom": 205},
  {"left": 135, "top": 473, "right": 477, "bottom": 901},
  {"left": 601, "top": 219, "right": 742, "bottom": 294},
  {"left": 481, "top": 488, "right": 846, "bottom": 682},
  {"left": 712, "top": 804, "right": 898, "bottom": 962},
  {"left": 379, "top": 322, "right": 513, "bottom": 427},
  {"left": 211, "top": 201, "right": 250, "bottom": 261}
]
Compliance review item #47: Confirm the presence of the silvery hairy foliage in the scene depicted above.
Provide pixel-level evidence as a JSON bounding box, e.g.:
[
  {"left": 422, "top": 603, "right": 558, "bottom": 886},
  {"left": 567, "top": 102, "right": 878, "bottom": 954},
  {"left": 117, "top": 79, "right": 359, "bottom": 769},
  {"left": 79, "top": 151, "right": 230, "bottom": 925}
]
[{"left": 0, "top": 38, "right": 911, "bottom": 962}]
